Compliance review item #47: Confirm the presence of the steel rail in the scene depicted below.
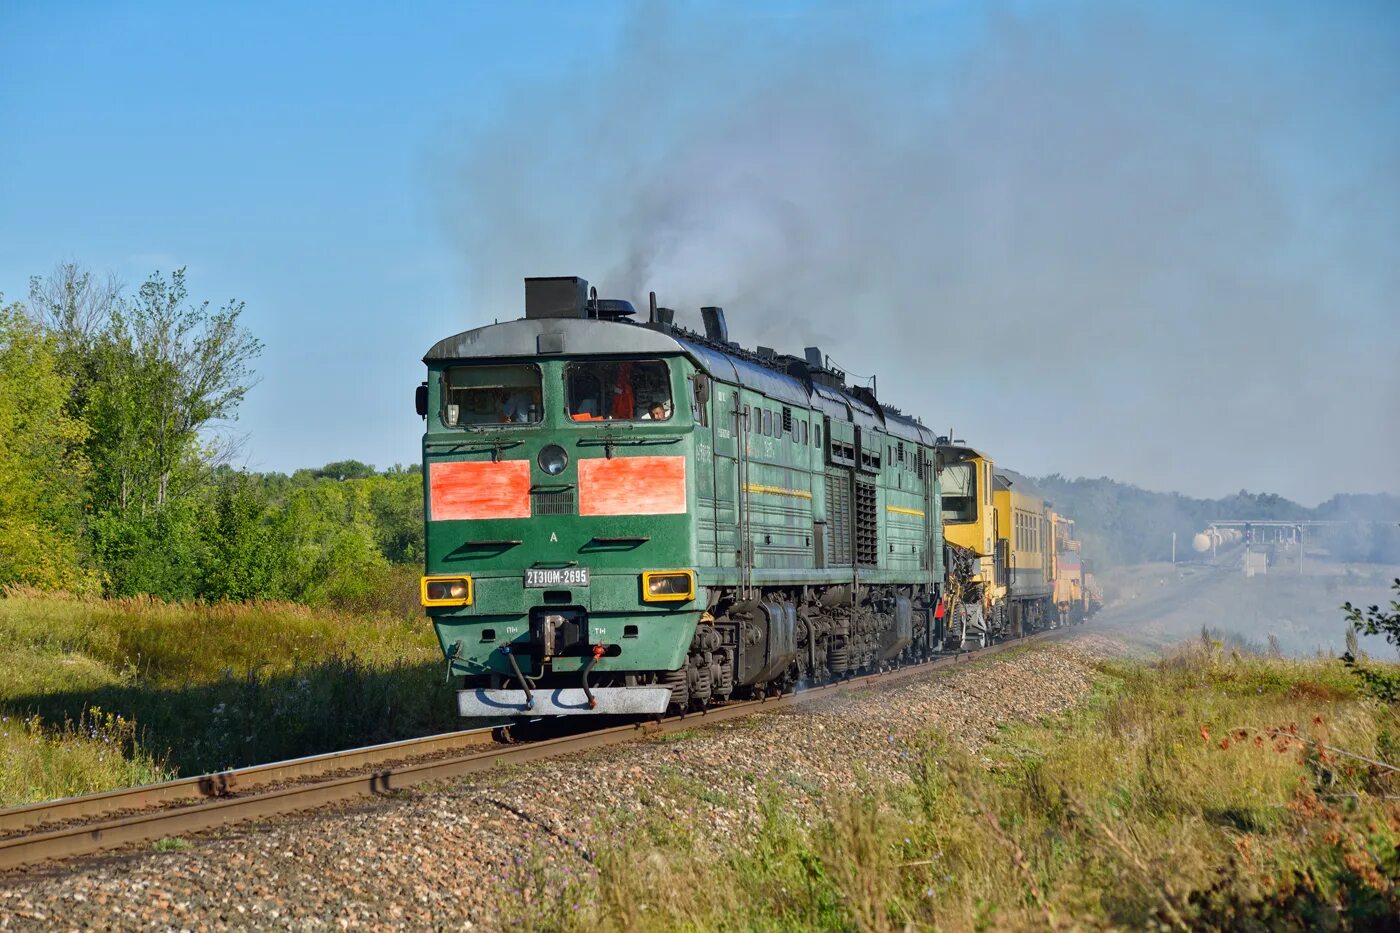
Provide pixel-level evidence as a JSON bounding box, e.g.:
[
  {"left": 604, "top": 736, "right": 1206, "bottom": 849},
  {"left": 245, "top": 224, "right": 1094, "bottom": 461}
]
[
  {"left": 0, "top": 727, "right": 498, "bottom": 836},
  {"left": 0, "top": 628, "right": 1071, "bottom": 871}
]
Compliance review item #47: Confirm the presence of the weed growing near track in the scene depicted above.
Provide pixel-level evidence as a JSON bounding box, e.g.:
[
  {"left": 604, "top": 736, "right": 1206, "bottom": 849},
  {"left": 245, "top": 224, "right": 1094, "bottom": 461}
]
[
  {"left": 519, "top": 643, "right": 1400, "bottom": 930},
  {"left": 0, "top": 707, "right": 172, "bottom": 806},
  {"left": 0, "top": 589, "right": 457, "bottom": 803}
]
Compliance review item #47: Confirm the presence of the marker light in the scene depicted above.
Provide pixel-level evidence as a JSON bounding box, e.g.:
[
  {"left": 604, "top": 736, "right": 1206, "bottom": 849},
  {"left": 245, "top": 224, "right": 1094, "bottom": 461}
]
[
  {"left": 421, "top": 575, "right": 473, "bottom": 607},
  {"left": 641, "top": 570, "right": 696, "bottom": 602}
]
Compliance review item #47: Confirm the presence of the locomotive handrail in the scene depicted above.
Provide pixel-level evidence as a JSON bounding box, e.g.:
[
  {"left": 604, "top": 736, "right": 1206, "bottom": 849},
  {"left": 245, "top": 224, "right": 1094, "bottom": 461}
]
[
  {"left": 424, "top": 439, "right": 524, "bottom": 452},
  {"left": 576, "top": 436, "right": 682, "bottom": 448}
]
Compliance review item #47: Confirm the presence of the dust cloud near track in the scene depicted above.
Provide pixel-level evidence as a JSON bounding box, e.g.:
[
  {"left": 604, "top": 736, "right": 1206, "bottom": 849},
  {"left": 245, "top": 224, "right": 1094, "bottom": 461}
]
[{"left": 1092, "top": 558, "right": 1400, "bottom": 659}]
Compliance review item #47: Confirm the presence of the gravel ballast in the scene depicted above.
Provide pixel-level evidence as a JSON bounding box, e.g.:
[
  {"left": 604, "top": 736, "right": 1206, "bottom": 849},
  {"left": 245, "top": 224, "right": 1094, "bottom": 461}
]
[{"left": 0, "top": 632, "right": 1126, "bottom": 930}]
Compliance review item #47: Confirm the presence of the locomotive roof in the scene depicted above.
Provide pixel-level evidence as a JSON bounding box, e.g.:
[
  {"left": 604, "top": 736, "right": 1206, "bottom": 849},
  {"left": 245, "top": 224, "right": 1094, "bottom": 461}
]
[
  {"left": 994, "top": 468, "right": 1046, "bottom": 501},
  {"left": 424, "top": 315, "right": 938, "bottom": 446}
]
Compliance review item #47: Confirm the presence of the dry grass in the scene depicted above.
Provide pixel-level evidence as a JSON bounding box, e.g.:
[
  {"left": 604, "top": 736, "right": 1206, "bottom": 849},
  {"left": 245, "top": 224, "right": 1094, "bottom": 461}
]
[{"left": 517, "top": 644, "right": 1400, "bottom": 930}]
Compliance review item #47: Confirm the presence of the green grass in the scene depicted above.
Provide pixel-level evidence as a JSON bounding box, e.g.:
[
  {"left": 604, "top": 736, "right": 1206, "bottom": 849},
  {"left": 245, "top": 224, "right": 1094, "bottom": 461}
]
[
  {"left": 0, "top": 588, "right": 458, "bottom": 804},
  {"left": 152, "top": 836, "right": 191, "bottom": 852},
  {"left": 512, "top": 643, "right": 1400, "bottom": 930},
  {"left": 0, "top": 708, "right": 172, "bottom": 806}
]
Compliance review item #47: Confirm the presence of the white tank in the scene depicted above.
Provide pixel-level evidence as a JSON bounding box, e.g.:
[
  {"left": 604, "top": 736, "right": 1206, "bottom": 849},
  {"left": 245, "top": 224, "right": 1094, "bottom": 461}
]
[{"left": 1192, "top": 533, "right": 1212, "bottom": 553}]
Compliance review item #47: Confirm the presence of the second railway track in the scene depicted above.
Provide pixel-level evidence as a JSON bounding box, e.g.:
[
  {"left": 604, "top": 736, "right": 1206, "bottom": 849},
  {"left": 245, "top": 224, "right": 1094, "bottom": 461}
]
[{"left": 0, "top": 628, "right": 1071, "bottom": 872}]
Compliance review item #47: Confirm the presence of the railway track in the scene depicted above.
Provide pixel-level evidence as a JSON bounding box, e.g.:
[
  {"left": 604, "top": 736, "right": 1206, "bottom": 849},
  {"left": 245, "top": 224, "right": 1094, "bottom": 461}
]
[{"left": 0, "top": 629, "right": 1071, "bottom": 872}]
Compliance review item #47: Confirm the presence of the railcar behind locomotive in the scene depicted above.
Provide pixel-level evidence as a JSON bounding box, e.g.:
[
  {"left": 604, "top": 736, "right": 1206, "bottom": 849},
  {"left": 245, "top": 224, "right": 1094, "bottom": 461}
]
[{"left": 416, "top": 276, "right": 1087, "bottom": 718}]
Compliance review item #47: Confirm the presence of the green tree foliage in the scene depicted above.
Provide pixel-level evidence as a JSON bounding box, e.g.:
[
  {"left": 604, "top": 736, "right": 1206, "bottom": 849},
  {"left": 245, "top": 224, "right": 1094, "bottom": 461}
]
[
  {"left": 0, "top": 300, "right": 95, "bottom": 591},
  {"left": 24, "top": 266, "right": 265, "bottom": 596},
  {"left": 196, "top": 472, "right": 286, "bottom": 601},
  {"left": 1342, "top": 578, "right": 1400, "bottom": 702},
  {"left": 83, "top": 268, "right": 262, "bottom": 516},
  {"left": 4, "top": 262, "right": 429, "bottom": 607},
  {"left": 314, "top": 459, "right": 377, "bottom": 481}
]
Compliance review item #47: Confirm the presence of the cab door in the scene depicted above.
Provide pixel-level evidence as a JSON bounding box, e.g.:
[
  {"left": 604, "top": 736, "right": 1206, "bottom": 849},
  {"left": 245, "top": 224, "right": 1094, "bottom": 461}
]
[{"left": 707, "top": 380, "right": 740, "bottom": 570}]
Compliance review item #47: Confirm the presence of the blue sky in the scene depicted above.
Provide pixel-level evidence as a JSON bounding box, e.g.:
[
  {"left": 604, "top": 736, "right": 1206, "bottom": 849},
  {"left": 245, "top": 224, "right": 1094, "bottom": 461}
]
[
  {"left": 2, "top": 1, "right": 1397, "bottom": 503},
  {"left": 1, "top": 1, "right": 632, "bottom": 473}
]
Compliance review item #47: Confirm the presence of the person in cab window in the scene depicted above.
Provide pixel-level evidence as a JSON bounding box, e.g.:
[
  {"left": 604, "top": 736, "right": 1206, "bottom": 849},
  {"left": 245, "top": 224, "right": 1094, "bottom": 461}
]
[
  {"left": 609, "top": 362, "right": 635, "bottom": 420},
  {"left": 498, "top": 388, "right": 535, "bottom": 423},
  {"left": 642, "top": 401, "right": 667, "bottom": 420}
]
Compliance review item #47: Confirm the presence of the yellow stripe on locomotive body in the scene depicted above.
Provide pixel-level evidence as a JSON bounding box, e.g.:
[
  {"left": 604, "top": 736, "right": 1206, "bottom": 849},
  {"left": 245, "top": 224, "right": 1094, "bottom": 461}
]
[{"left": 743, "top": 482, "right": 814, "bottom": 500}]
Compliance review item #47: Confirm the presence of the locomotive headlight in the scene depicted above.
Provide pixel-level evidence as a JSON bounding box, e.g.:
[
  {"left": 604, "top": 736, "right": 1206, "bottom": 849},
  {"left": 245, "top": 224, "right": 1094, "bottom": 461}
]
[
  {"left": 538, "top": 444, "right": 569, "bottom": 476},
  {"left": 421, "top": 575, "right": 473, "bottom": 607},
  {"left": 641, "top": 570, "right": 696, "bottom": 602}
]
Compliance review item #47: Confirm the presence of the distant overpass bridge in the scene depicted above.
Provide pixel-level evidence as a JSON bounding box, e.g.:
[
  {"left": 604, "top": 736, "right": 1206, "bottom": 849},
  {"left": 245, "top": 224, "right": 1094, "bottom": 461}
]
[{"left": 1203, "top": 519, "right": 1394, "bottom": 573}]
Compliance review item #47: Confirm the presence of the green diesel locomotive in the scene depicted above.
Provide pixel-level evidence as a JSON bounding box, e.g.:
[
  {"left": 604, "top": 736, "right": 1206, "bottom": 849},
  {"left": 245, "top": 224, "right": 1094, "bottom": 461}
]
[{"left": 418, "top": 276, "right": 947, "bottom": 717}]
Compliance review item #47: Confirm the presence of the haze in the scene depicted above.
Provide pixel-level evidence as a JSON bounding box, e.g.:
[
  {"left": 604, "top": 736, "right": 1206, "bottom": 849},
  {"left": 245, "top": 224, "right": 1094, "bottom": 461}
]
[{"left": 3, "top": 1, "right": 1396, "bottom": 504}]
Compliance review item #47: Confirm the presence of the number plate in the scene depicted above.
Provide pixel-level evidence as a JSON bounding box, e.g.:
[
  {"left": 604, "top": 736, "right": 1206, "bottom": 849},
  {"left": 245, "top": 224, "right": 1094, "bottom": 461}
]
[{"left": 524, "top": 567, "right": 591, "bottom": 588}]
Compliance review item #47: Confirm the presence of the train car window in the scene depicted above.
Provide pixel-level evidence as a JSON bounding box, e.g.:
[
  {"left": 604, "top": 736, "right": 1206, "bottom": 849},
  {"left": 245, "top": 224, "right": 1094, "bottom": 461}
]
[
  {"left": 743, "top": 404, "right": 750, "bottom": 430},
  {"left": 441, "top": 363, "right": 543, "bottom": 427},
  {"left": 814, "top": 422, "right": 821, "bottom": 447},
  {"left": 762, "top": 408, "right": 772, "bottom": 436},
  {"left": 940, "top": 462, "right": 977, "bottom": 523},
  {"left": 565, "top": 359, "right": 672, "bottom": 421},
  {"left": 801, "top": 421, "right": 809, "bottom": 445}
]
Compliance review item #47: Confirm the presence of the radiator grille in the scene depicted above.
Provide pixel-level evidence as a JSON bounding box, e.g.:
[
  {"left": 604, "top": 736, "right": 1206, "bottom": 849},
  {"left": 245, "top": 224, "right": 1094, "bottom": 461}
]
[
  {"left": 531, "top": 489, "right": 576, "bottom": 516},
  {"left": 855, "top": 479, "right": 878, "bottom": 566}
]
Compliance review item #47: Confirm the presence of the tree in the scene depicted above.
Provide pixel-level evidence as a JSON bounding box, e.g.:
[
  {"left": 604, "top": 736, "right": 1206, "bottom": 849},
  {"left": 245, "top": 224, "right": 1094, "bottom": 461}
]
[
  {"left": 84, "top": 268, "right": 262, "bottom": 516},
  {"left": 1344, "top": 579, "right": 1400, "bottom": 648},
  {"left": 0, "top": 299, "right": 94, "bottom": 591},
  {"left": 27, "top": 262, "right": 121, "bottom": 355},
  {"left": 315, "top": 460, "right": 377, "bottom": 481},
  {"left": 197, "top": 472, "right": 287, "bottom": 601},
  {"left": 1341, "top": 575, "right": 1400, "bottom": 702}
]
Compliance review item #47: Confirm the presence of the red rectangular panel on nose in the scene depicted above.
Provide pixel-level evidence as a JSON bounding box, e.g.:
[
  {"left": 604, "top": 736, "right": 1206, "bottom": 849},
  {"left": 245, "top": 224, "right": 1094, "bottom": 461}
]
[
  {"left": 578, "top": 456, "right": 687, "bottom": 516},
  {"left": 429, "top": 460, "right": 531, "bottom": 520}
]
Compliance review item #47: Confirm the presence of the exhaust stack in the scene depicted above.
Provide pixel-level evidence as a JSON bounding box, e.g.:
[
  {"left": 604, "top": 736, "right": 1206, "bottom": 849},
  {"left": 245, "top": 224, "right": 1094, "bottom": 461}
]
[{"left": 700, "top": 306, "right": 728, "bottom": 344}]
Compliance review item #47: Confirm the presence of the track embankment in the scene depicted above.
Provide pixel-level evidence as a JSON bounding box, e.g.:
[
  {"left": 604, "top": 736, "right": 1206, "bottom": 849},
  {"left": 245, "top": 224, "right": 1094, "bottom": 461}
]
[{"left": 0, "top": 630, "right": 1122, "bottom": 929}]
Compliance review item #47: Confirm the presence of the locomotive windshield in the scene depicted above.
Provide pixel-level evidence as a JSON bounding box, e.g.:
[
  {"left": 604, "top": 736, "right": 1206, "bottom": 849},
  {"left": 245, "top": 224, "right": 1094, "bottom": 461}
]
[
  {"left": 565, "top": 359, "right": 672, "bottom": 421},
  {"left": 440, "top": 364, "right": 543, "bottom": 426},
  {"left": 940, "top": 462, "right": 978, "bottom": 524}
]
